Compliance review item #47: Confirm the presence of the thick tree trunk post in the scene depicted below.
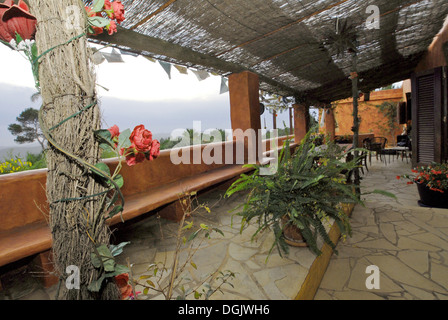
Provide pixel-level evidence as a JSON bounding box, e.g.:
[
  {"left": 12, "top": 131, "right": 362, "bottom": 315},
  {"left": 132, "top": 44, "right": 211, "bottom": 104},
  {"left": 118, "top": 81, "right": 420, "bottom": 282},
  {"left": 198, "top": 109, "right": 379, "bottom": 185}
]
[
  {"left": 30, "top": 0, "right": 120, "bottom": 300},
  {"left": 351, "top": 52, "right": 361, "bottom": 193}
]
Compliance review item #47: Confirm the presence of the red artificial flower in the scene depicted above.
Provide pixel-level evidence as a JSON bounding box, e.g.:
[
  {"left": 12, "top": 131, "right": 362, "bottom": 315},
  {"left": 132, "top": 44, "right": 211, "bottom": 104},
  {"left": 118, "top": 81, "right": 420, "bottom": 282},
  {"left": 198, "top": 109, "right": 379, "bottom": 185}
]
[
  {"left": 104, "top": 0, "right": 115, "bottom": 19},
  {"left": 85, "top": 6, "right": 104, "bottom": 35},
  {"left": 107, "top": 19, "right": 117, "bottom": 35},
  {"left": 396, "top": 175, "right": 401, "bottom": 180},
  {"left": 130, "top": 125, "right": 153, "bottom": 153},
  {"left": 108, "top": 124, "right": 120, "bottom": 139},
  {"left": 0, "top": 0, "right": 37, "bottom": 42},
  {"left": 125, "top": 149, "right": 145, "bottom": 166},
  {"left": 112, "top": 0, "right": 125, "bottom": 24},
  {"left": 148, "top": 139, "right": 160, "bottom": 160},
  {"left": 114, "top": 273, "right": 133, "bottom": 300}
]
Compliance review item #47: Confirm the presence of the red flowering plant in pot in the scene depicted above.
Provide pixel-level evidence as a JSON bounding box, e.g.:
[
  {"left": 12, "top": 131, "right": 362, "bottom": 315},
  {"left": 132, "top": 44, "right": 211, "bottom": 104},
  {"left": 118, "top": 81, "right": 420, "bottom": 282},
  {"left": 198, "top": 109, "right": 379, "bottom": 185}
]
[{"left": 397, "top": 162, "right": 448, "bottom": 208}]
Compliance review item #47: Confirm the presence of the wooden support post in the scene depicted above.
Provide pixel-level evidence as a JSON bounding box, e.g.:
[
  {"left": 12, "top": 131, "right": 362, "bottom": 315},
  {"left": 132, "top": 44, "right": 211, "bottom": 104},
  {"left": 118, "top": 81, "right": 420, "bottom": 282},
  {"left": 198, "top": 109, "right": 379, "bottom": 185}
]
[
  {"left": 324, "top": 108, "right": 336, "bottom": 141},
  {"left": 289, "top": 107, "right": 293, "bottom": 135},
  {"left": 293, "top": 104, "right": 309, "bottom": 144},
  {"left": 228, "top": 71, "right": 261, "bottom": 162},
  {"left": 273, "top": 110, "right": 277, "bottom": 130}
]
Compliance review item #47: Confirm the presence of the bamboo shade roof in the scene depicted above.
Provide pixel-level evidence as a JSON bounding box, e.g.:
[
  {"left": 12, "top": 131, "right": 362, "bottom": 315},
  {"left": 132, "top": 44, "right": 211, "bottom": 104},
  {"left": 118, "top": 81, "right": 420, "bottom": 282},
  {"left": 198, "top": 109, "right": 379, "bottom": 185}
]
[{"left": 92, "top": 0, "right": 448, "bottom": 104}]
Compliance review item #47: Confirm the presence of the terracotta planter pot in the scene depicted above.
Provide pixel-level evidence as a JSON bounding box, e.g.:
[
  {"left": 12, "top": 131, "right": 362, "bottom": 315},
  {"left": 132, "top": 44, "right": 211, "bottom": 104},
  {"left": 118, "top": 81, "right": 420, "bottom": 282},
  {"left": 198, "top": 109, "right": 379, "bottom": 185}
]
[
  {"left": 417, "top": 183, "right": 448, "bottom": 209},
  {"left": 281, "top": 216, "right": 308, "bottom": 247}
]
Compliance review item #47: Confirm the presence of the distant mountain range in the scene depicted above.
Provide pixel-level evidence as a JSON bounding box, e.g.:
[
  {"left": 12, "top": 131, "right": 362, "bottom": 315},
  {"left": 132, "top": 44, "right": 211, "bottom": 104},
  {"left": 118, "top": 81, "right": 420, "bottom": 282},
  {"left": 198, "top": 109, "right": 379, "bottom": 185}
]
[
  {"left": 0, "top": 144, "right": 42, "bottom": 160},
  {"left": 0, "top": 132, "right": 173, "bottom": 161}
]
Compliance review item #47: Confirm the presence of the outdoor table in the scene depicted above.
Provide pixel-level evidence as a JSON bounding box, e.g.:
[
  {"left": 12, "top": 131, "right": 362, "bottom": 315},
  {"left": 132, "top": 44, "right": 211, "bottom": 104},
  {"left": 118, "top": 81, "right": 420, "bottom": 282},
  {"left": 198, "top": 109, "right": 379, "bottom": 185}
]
[{"left": 383, "top": 146, "right": 411, "bottom": 164}]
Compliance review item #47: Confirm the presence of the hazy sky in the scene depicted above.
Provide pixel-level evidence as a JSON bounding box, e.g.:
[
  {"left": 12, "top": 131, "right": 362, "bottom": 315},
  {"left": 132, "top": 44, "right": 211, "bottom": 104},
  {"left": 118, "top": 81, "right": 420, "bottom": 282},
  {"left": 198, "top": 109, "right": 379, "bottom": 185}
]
[{"left": 0, "top": 44, "right": 291, "bottom": 147}]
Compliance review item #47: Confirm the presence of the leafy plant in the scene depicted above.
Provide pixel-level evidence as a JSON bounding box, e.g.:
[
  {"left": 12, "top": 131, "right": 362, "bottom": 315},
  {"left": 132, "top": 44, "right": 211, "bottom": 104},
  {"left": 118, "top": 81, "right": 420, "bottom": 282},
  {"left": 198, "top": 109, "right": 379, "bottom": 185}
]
[
  {"left": 88, "top": 242, "right": 131, "bottom": 292},
  {"left": 225, "top": 131, "right": 364, "bottom": 257}
]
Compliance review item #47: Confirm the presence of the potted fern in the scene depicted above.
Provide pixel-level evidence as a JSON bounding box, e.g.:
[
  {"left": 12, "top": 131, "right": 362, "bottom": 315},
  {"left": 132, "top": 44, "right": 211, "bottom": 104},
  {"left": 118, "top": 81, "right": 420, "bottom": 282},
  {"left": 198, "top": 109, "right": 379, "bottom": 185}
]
[{"left": 225, "top": 132, "right": 364, "bottom": 257}]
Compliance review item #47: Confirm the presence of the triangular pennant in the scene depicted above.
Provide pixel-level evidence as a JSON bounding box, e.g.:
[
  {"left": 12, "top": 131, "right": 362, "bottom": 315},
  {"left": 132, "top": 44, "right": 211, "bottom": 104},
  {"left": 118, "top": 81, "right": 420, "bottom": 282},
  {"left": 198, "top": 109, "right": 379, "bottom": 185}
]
[
  {"left": 191, "top": 69, "right": 209, "bottom": 81},
  {"left": 220, "top": 77, "right": 229, "bottom": 94},
  {"left": 320, "top": 109, "right": 326, "bottom": 127},
  {"left": 102, "top": 48, "right": 124, "bottom": 63},
  {"left": 92, "top": 50, "right": 105, "bottom": 65},
  {"left": 174, "top": 65, "right": 188, "bottom": 75},
  {"left": 158, "top": 60, "right": 172, "bottom": 79}
]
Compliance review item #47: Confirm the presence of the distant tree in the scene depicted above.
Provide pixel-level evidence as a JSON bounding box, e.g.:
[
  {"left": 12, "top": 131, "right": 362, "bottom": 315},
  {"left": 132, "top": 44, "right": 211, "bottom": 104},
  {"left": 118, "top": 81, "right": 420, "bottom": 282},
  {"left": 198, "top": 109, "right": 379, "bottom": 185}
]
[{"left": 8, "top": 107, "right": 46, "bottom": 151}]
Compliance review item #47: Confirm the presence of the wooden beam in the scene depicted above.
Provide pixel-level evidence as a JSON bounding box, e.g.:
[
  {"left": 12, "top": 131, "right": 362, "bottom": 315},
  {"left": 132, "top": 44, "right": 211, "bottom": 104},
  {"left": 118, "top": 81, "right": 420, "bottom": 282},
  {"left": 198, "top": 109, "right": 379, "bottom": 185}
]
[
  {"left": 130, "top": 0, "right": 178, "bottom": 30},
  {"left": 92, "top": 26, "right": 299, "bottom": 96}
]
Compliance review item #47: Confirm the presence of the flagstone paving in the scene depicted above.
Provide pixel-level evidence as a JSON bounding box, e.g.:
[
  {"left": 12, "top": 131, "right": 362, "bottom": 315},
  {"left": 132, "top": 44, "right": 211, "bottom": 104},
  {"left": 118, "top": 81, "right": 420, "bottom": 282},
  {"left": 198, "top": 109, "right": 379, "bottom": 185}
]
[{"left": 315, "top": 157, "right": 448, "bottom": 300}]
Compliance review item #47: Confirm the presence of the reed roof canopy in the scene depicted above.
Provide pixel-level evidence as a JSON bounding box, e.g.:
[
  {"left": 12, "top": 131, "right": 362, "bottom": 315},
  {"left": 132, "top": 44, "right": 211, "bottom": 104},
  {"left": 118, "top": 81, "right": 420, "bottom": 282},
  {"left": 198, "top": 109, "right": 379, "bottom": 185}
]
[{"left": 91, "top": 0, "right": 448, "bottom": 104}]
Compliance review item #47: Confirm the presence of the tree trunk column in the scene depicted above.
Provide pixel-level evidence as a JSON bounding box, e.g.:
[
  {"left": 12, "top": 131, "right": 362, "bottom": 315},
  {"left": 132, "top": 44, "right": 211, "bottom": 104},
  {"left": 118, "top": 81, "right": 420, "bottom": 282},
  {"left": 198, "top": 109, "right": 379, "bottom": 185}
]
[
  {"left": 293, "top": 104, "right": 309, "bottom": 144},
  {"left": 30, "top": 0, "right": 119, "bottom": 300}
]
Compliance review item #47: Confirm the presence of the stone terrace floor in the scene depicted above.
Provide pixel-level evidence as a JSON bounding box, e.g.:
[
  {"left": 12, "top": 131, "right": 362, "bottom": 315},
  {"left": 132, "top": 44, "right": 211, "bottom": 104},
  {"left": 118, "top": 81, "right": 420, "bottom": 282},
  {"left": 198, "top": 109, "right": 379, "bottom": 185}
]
[
  {"left": 1, "top": 155, "right": 448, "bottom": 300},
  {"left": 315, "top": 156, "right": 448, "bottom": 300}
]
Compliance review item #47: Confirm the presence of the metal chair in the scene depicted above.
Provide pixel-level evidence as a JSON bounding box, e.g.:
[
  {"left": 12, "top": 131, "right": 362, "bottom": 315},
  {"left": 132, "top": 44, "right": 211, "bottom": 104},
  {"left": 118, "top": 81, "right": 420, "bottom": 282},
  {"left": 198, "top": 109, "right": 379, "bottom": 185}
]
[{"left": 368, "top": 137, "right": 388, "bottom": 163}]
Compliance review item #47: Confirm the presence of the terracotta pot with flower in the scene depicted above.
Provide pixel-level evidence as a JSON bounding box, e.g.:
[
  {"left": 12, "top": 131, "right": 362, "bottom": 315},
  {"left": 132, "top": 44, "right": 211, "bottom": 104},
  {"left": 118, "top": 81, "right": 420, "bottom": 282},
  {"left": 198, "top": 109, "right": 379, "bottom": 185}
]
[{"left": 397, "top": 162, "right": 448, "bottom": 208}]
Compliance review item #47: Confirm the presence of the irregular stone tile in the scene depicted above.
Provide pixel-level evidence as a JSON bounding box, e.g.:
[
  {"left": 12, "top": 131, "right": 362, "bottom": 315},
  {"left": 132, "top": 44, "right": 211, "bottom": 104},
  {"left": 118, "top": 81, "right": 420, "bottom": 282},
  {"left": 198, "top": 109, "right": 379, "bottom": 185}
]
[
  {"left": 244, "top": 260, "right": 260, "bottom": 270},
  {"left": 332, "top": 245, "right": 372, "bottom": 259},
  {"left": 357, "top": 226, "right": 380, "bottom": 237},
  {"left": 254, "top": 252, "right": 294, "bottom": 269},
  {"left": 345, "top": 229, "right": 369, "bottom": 244},
  {"left": 377, "top": 210, "right": 405, "bottom": 222},
  {"left": 379, "top": 222, "right": 397, "bottom": 245},
  {"left": 252, "top": 268, "right": 287, "bottom": 300},
  {"left": 319, "top": 258, "right": 351, "bottom": 291},
  {"left": 392, "top": 221, "right": 423, "bottom": 233},
  {"left": 221, "top": 259, "right": 267, "bottom": 300},
  {"left": 397, "top": 250, "right": 429, "bottom": 274},
  {"left": 365, "top": 255, "right": 446, "bottom": 293},
  {"left": 290, "top": 246, "right": 316, "bottom": 269},
  {"left": 355, "top": 239, "right": 400, "bottom": 251},
  {"left": 397, "top": 237, "right": 440, "bottom": 252},
  {"left": 409, "top": 232, "right": 448, "bottom": 251},
  {"left": 430, "top": 263, "right": 448, "bottom": 292},
  {"left": 276, "top": 264, "right": 308, "bottom": 299},
  {"left": 314, "top": 289, "right": 334, "bottom": 300},
  {"left": 332, "top": 290, "right": 385, "bottom": 300},
  {"left": 435, "top": 292, "right": 448, "bottom": 300},
  {"left": 401, "top": 284, "right": 436, "bottom": 300},
  {"left": 427, "top": 214, "right": 448, "bottom": 228},
  {"left": 228, "top": 242, "right": 257, "bottom": 261}
]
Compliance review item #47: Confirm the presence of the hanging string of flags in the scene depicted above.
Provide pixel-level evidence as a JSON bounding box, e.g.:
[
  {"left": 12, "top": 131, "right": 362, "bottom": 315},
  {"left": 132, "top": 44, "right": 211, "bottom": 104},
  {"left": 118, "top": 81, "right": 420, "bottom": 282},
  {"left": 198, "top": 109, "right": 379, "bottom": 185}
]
[{"left": 90, "top": 44, "right": 229, "bottom": 94}]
